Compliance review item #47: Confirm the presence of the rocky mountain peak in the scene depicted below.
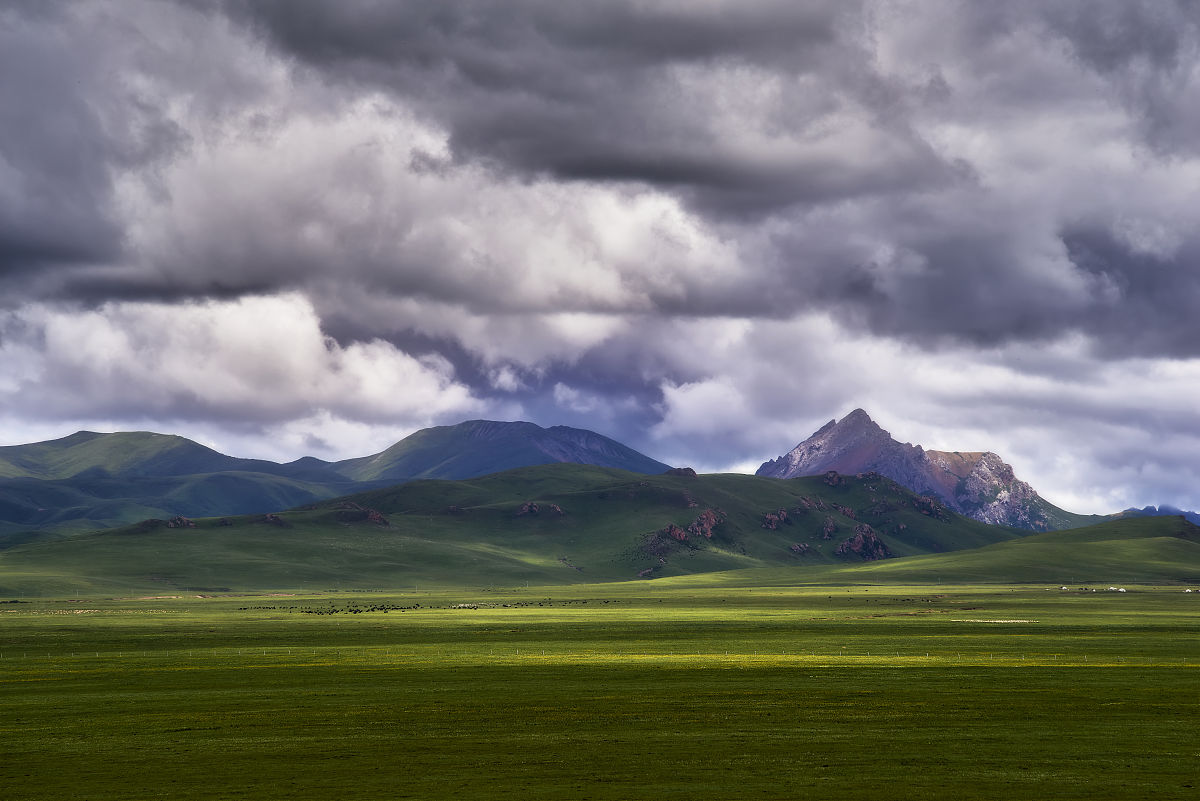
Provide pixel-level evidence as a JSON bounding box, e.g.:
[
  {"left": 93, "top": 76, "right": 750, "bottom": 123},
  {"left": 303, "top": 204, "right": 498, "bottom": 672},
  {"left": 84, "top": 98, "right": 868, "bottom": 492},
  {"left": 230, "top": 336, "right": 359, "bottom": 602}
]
[
  {"left": 758, "top": 411, "right": 1054, "bottom": 530},
  {"left": 805, "top": 409, "right": 888, "bottom": 445},
  {"left": 756, "top": 410, "right": 935, "bottom": 496},
  {"left": 838, "top": 407, "right": 879, "bottom": 431}
]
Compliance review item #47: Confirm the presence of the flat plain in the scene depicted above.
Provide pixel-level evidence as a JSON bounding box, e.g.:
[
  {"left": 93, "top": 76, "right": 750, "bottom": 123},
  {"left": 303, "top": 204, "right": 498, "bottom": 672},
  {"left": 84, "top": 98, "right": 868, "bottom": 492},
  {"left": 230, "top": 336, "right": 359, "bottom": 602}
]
[{"left": 3, "top": 579, "right": 1197, "bottom": 800}]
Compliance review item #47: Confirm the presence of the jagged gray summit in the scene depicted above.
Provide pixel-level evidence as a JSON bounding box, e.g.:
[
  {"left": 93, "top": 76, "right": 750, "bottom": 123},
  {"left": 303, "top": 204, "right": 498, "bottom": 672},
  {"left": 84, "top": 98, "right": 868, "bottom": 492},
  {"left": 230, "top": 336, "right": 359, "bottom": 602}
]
[{"left": 756, "top": 409, "right": 1051, "bottom": 529}]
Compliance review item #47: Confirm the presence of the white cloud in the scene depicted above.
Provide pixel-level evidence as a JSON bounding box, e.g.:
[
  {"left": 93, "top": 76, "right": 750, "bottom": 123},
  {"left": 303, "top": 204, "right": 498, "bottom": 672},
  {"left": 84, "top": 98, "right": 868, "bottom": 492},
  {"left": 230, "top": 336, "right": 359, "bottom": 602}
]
[
  {"left": 623, "top": 310, "right": 1200, "bottom": 513},
  {"left": 654, "top": 379, "right": 751, "bottom": 440},
  {"left": 0, "top": 293, "right": 485, "bottom": 432},
  {"left": 487, "top": 366, "right": 525, "bottom": 392},
  {"left": 552, "top": 383, "right": 601, "bottom": 415}
]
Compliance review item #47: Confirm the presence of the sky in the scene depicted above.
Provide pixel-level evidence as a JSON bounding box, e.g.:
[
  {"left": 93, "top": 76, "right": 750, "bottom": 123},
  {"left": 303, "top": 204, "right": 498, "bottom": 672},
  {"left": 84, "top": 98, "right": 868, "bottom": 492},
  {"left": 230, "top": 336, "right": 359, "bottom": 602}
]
[{"left": 2, "top": 0, "right": 1200, "bottom": 514}]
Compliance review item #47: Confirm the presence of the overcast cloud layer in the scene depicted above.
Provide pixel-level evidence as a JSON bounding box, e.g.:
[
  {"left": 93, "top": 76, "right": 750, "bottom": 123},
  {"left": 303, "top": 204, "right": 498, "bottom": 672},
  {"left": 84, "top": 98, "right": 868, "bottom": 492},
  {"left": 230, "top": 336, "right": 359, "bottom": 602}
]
[{"left": 3, "top": 0, "right": 1200, "bottom": 513}]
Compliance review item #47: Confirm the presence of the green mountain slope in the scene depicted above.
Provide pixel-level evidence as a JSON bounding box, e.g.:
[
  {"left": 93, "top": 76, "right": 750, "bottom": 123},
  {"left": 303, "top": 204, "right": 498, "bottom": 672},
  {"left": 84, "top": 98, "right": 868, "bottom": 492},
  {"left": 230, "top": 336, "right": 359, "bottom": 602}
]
[
  {"left": 333, "top": 420, "right": 671, "bottom": 481},
  {"left": 0, "top": 422, "right": 673, "bottom": 538},
  {"left": 0, "top": 466, "right": 1023, "bottom": 595},
  {"left": 0, "top": 471, "right": 370, "bottom": 545},
  {"left": 1030, "top": 495, "right": 1104, "bottom": 531},
  {"left": 0, "top": 431, "right": 343, "bottom": 481}
]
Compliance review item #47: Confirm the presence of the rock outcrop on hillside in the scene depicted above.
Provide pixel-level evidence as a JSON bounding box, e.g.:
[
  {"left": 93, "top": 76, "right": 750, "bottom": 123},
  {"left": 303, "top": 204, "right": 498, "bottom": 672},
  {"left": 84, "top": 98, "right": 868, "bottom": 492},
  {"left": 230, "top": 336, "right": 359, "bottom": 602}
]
[
  {"left": 926, "top": 450, "right": 1043, "bottom": 527},
  {"left": 757, "top": 410, "right": 1052, "bottom": 530},
  {"left": 835, "top": 524, "right": 892, "bottom": 561}
]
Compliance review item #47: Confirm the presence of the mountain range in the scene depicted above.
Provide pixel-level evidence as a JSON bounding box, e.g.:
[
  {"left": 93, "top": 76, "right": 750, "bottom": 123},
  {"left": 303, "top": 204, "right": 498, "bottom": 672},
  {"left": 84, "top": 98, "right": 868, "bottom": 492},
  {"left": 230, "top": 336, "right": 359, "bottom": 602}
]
[
  {"left": 0, "top": 421, "right": 668, "bottom": 483},
  {"left": 0, "top": 410, "right": 1193, "bottom": 543},
  {"left": 2, "top": 462, "right": 1197, "bottom": 596},
  {"left": 0, "top": 421, "right": 669, "bottom": 540},
  {"left": 2, "top": 412, "right": 1199, "bottom": 594}
]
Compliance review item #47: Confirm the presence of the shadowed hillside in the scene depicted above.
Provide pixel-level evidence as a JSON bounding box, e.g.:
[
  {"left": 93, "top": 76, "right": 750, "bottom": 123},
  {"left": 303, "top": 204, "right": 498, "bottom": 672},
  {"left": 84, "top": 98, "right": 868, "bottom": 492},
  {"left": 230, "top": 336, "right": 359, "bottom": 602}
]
[
  {"left": 332, "top": 420, "right": 671, "bottom": 481},
  {"left": 0, "top": 465, "right": 1023, "bottom": 595},
  {"left": 0, "top": 422, "right": 672, "bottom": 540},
  {"left": 0, "top": 431, "right": 341, "bottom": 481}
]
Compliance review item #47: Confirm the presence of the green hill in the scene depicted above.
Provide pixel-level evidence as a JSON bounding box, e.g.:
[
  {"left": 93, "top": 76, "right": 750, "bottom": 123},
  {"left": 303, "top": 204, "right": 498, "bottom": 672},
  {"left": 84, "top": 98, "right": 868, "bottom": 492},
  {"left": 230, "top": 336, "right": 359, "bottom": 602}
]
[
  {"left": 0, "top": 466, "right": 1023, "bottom": 595},
  {"left": 805, "top": 515, "right": 1200, "bottom": 584},
  {"left": 1029, "top": 495, "right": 1104, "bottom": 531},
  {"left": 0, "top": 430, "right": 243, "bottom": 479},
  {"left": 333, "top": 420, "right": 671, "bottom": 481},
  {"left": 0, "top": 422, "right": 673, "bottom": 538},
  {"left": 0, "top": 471, "right": 368, "bottom": 544},
  {"left": 0, "top": 430, "right": 344, "bottom": 481}
]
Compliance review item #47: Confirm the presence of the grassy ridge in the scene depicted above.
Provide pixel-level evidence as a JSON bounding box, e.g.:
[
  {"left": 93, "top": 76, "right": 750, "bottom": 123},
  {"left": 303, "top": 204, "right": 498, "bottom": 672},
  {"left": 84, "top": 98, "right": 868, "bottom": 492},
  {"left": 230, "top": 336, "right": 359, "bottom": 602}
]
[
  {"left": 0, "top": 430, "right": 368, "bottom": 539},
  {"left": 1, "top": 584, "right": 1197, "bottom": 799},
  {"left": 0, "top": 466, "right": 1023, "bottom": 596},
  {"left": 811, "top": 515, "right": 1200, "bottom": 584},
  {"left": 0, "top": 471, "right": 367, "bottom": 542},
  {"left": 0, "top": 431, "right": 253, "bottom": 479},
  {"left": 0, "top": 424, "right": 672, "bottom": 536},
  {"left": 332, "top": 420, "right": 671, "bottom": 481},
  {"left": 337, "top": 464, "right": 1022, "bottom": 562},
  {"left": 4, "top": 465, "right": 1199, "bottom": 597},
  {"left": 1031, "top": 494, "right": 1105, "bottom": 530}
]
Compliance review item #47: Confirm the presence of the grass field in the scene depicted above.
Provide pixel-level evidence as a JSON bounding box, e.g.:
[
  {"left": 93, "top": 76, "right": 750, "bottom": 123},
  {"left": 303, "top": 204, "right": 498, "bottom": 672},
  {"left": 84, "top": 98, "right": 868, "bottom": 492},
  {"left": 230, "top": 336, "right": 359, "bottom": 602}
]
[{"left": 3, "top": 579, "right": 1198, "bottom": 799}]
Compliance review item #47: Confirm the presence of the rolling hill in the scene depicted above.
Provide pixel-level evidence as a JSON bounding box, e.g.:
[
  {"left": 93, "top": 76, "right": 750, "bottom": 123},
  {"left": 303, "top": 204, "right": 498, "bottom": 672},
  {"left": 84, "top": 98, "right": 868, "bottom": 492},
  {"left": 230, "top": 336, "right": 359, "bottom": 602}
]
[
  {"left": 0, "top": 465, "right": 1025, "bottom": 595},
  {"left": 0, "top": 471, "right": 367, "bottom": 542},
  {"left": 4, "top": 417, "right": 1196, "bottom": 597},
  {"left": 331, "top": 420, "right": 671, "bottom": 481},
  {"left": 0, "top": 431, "right": 371, "bottom": 542},
  {"left": 0, "top": 421, "right": 672, "bottom": 540},
  {"left": 0, "top": 430, "right": 341, "bottom": 481},
  {"left": 809, "top": 515, "right": 1200, "bottom": 584}
]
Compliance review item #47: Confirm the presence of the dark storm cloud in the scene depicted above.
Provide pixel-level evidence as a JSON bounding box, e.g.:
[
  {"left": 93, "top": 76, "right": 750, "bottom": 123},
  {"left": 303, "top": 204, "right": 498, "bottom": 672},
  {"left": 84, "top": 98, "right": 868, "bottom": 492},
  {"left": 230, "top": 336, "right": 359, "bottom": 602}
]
[
  {"left": 219, "top": 0, "right": 958, "bottom": 216},
  {"left": 6, "top": 0, "right": 1196, "bottom": 353},
  {"left": 0, "top": 0, "right": 224, "bottom": 300},
  {"left": 1041, "top": 0, "right": 1200, "bottom": 156},
  {"left": 0, "top": 4, "right": 124, "bottom": 275},
  {"left": 1062, "top": 227, "right": 1200, "bottom": 357},
  {"left": 3, "top": 0, "right": 1200, "bottom": 512},
  {"left": 196, "top": 0, "right": 1200, "bottom": 357}
]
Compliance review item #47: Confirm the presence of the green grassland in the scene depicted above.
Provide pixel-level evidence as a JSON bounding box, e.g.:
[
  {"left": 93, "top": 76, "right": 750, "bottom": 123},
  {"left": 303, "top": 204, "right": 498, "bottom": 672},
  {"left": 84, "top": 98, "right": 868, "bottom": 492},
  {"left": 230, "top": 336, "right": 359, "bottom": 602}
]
[
  {"left": 2, "top": 581, "right": 1198, "bottom": 800},
  {"left": 4, "top": 466, "right": 1199, "bottom": 798}
]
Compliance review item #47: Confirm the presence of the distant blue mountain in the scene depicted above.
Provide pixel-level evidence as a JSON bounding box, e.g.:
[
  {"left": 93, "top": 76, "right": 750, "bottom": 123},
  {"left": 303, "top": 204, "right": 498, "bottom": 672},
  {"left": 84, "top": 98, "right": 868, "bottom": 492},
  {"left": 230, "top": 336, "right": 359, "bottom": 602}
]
[{"left": 1114, "top": 505, "right": 1200, "bottom": 526}]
